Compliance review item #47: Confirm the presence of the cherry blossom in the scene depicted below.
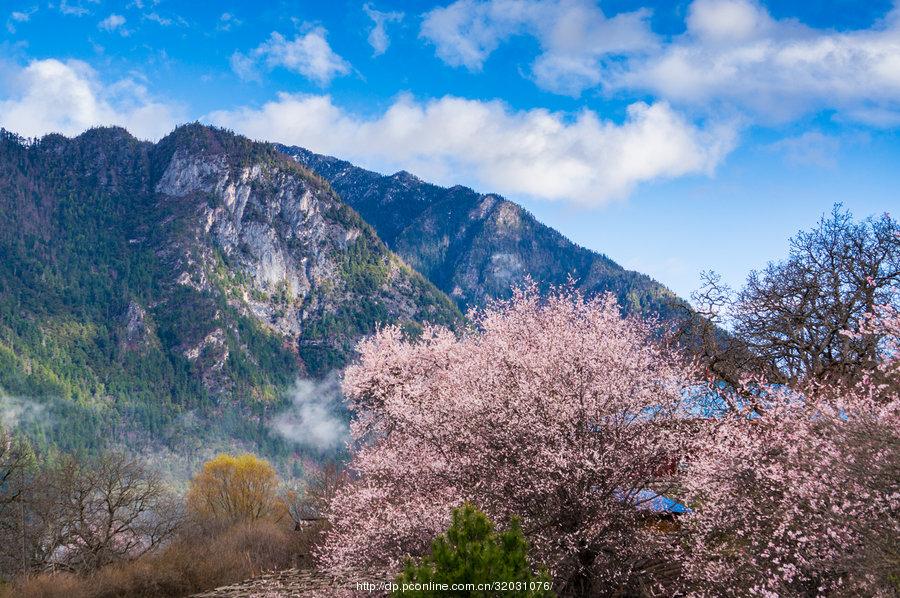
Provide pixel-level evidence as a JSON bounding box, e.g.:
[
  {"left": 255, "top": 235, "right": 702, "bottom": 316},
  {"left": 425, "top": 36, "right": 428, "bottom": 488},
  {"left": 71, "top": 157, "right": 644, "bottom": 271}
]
[{"left": 320, "top": 285, "right": 701, "bottom": 594}]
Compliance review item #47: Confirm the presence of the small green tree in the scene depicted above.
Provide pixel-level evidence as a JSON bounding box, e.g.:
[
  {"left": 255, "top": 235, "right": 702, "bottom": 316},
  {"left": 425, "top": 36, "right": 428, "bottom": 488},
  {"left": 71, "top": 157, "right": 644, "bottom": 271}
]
[{"left": 395, "top": 503, "right": 554, "bottom": 597}]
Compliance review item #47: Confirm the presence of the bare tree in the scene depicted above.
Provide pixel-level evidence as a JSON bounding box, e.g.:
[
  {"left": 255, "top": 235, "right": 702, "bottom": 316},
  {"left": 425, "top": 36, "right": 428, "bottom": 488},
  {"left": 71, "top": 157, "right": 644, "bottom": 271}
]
[
  {"left": 29, "top": 452, "right": 182, "bottom": 573},
  {"left": 733, "top": 206, "right": 898, "bottom": 385},
  {"left": 675, "top": 206, "right": 899, "bottom": 397},
  {"left": 0, "top": 425, "right": 32, "bottom": 507},
  {"left": 285, "top": 461, "right": 346, "bottom": 528},
  {"left": 0, "top": 426, "right": 35, "bottom": 578},
  {"left": 282, "top": 462, "right": 347, "bottom": 568},
  {"left": 666, "top": 272, "right": 773, "bottom": 414}
]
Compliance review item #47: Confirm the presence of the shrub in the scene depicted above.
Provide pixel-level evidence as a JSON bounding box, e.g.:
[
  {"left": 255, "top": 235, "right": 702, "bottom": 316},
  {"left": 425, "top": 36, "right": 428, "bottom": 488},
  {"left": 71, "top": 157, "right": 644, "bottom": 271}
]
[
  {"left": 395, "top": 504, "right": 553, "bottom": 597},
  {"left": 0, "top": 519, "right": 309, "bottom": 598}
]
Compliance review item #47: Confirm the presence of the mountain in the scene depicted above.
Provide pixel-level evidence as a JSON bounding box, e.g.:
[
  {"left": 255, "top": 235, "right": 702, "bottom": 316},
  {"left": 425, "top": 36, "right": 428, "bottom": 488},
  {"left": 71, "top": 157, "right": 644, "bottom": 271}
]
[
  {"left": 0, "top": 124, "right": 461, "bottom": 465},
  {"left": 280, "top": 146, "right": 686, "bottom": 318}
]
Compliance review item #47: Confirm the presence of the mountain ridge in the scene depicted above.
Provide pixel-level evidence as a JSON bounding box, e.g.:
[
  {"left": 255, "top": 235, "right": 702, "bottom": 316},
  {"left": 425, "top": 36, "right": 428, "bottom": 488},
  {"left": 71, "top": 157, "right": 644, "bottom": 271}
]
[
  {"left": 0, "top": 123, "right": 461, "bottom": 465},
  {"left": 0, "top": 122, "right": 692, "bottom": 466},
  {"left": 279, "top": 145, "right": 687, "bottom": 318}
]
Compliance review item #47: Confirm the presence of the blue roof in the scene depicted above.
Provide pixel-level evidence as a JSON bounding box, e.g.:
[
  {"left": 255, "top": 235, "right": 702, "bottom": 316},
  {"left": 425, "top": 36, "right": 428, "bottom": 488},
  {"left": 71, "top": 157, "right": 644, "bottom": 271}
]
[{"left": 631, "top": 489, "right": 691, "bottom": 514}]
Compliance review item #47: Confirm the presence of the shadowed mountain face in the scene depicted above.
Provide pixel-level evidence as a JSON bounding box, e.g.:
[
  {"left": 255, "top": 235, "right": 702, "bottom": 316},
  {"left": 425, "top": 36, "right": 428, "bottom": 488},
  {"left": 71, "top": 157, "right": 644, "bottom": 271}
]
[
  {"left": 0, "top": 124, "right": 460, "bottom": 461},
  {"left": 280, "top": 145, "right": 686, "bottom": 318}
]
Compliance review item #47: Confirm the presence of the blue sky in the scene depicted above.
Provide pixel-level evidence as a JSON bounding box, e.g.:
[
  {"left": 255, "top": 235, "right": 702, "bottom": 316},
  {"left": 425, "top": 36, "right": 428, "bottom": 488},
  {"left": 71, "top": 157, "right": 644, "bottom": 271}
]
[{"left": 1, "top": 0, "right": 899, "bottom": 300}]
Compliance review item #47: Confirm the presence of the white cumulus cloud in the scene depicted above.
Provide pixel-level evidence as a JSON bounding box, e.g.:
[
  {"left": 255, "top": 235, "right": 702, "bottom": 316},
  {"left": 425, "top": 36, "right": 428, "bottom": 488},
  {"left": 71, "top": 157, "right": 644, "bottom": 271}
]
[
  {"left": 0, "top": 58, "right": 183, "bottom": 140},
  {"left": 58, "top": 0, "right": 91, "bottom": 17},
  {"left": 364, "top": 3, "right": 404, "bottom": 56},
  {"left": 11, "top": 10, "right": 33, "bottom": 23},
  {"left": 208, "top": 93, "right": 736, "bottom": 206},
  {"left": 607, "top": 0, "right": 900, "bottom": 125},
  {"left": 423, "top": 0, "right": 900, "bottom": 124},
  {"left": 421, "top": 0, "right": 656, "bottom": 96},
  {"left": 217, "top": 12, "right": 241, "bottom": 32},
  {"left": 7, "top": 7, "right": 36, "bottom": 33},
  {"left": 231, "top": 28, "right": 351, "bottom": 86}
]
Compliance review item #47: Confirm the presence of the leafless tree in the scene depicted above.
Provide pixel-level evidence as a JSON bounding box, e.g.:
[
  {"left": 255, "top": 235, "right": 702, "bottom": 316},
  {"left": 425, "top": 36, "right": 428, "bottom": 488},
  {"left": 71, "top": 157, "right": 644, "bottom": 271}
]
[
  {"left": 0, "top": 425, "right": 32, "bottom": 507},
  {"left": 733, "top": 206, "right": 898, "bottom": 385},
  {"left": 673, "top": 206, "right": 899, "bottom": 399},
  {"left": 28, "top": 452, "right": 182, "bottom": 573},
  {"left": 0, "top": 426, "right": 35, "bottom": 577},
  {"left": 286, "top": 461, "right": 345, "bottom": 527},
  {"left": 282, "top": 462, "right": 346, "bottom": 568}
]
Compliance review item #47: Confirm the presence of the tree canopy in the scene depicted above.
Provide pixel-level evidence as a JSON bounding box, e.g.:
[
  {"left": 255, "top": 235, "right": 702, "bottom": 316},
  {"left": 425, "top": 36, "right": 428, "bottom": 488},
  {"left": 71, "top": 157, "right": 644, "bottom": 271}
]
[{"left": 187, "top": 453, "right": 287, "bottom": 525}]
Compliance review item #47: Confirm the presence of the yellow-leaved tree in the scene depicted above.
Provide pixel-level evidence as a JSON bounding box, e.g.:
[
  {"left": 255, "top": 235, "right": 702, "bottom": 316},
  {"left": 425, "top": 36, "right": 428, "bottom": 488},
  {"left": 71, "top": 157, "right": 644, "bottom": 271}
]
[{"left": 187, "top": 453, "right": 287, "bottom": 524}]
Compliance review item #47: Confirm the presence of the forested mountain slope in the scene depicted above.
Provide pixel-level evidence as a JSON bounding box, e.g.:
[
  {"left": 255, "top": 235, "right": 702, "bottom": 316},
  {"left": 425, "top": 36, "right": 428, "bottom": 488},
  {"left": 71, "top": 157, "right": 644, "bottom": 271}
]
[
  {"left": 281, "top": 145, "right": 685, "bottom": 318},
  {"left": 0, "top": 124, "right": 460, "bottom": 463}
]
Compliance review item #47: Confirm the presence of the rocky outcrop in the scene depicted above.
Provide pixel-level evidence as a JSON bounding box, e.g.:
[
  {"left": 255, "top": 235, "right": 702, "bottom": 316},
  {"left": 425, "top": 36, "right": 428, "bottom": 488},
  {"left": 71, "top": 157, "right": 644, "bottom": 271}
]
[
  {"left": 282, "top": 145, "right": 688, "bottom": 318},
  {"left": 149, "top": 126, "right": 462, "bottom": 382},
  {"left": 119, "top": 301, "right": 157, "bottom": 353}
]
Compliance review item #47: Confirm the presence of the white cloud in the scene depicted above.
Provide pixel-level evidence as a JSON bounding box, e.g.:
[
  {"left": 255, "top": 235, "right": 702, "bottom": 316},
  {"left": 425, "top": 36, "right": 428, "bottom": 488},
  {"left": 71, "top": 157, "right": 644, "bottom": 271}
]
[
  {"left": 98, "top": 13, "right": 126, "bottom": 33},
  {"left": 58, "top": 0, "right": 92, "bottom": 17},
  {"left": 364, "top": 3, "right": 404, "bottom": 56},
  {"left": 420, "top": 0, "right": 656, "bottom": 96},
  {"left": 685, "top": 0, "right": 773, "bottom": 43},
  {"left": 271, "top": 376, "right": 348, "bottom": 452},
  {"left": 231, "top": 28, "right": 351, "bottom": 86},
  {"left": 229, "top": 52, "right": 258, "bottom": 81},
  {"left": 8, "top": 6, "right": 37, "bottom": 32},
  {"left": 0, "top": 59, "right": 183, "bottom": 140},
  {"left": 144, "top": 12, "right": 171, "bottom": 26},
  {"left": 767, "top": 132, "right": 840, "bottom": 168},
  {"left": 218, "top": 12, "right": 241, "bottom": 32},
  {"left": 209, "top": 93, "right": 736, "bottom": 206},
  {"left": 606, "top": 0, "right": 900, "bottom": 125},
  {"left": 765, "top": 130, "right": 869, "bottom": 168},
  {"left": 423, "top": 0, "right": 900, "bottom": 124}
]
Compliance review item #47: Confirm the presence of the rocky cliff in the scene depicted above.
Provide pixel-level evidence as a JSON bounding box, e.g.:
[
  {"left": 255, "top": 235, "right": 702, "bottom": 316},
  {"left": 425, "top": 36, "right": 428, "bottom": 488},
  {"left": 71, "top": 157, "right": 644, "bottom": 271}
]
[
  {"left": 0, "top": 124, "right": 460, "bottom": 462},
  {"left": 281, "top": 146, "right": 686, "bottom": 318}
]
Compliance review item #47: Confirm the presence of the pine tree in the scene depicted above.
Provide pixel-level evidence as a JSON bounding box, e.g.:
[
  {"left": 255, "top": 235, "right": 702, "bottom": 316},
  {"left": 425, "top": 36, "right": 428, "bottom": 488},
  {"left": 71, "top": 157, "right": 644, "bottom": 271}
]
[{"left": 395, "top": 503, "right": 553, "bottom": 597}]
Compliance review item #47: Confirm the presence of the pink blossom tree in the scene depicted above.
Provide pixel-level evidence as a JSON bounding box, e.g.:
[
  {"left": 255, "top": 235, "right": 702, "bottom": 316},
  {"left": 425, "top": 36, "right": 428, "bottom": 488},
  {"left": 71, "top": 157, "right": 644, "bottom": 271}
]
[
  {"left": 858, "top": 303, "right": 900, "bottom": 389},
  {"left": 681, "top": 308, "right": 900, "bottom": 596},
  {"left": 320, "top": 286, "right": 701, "bottom": 595}
]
